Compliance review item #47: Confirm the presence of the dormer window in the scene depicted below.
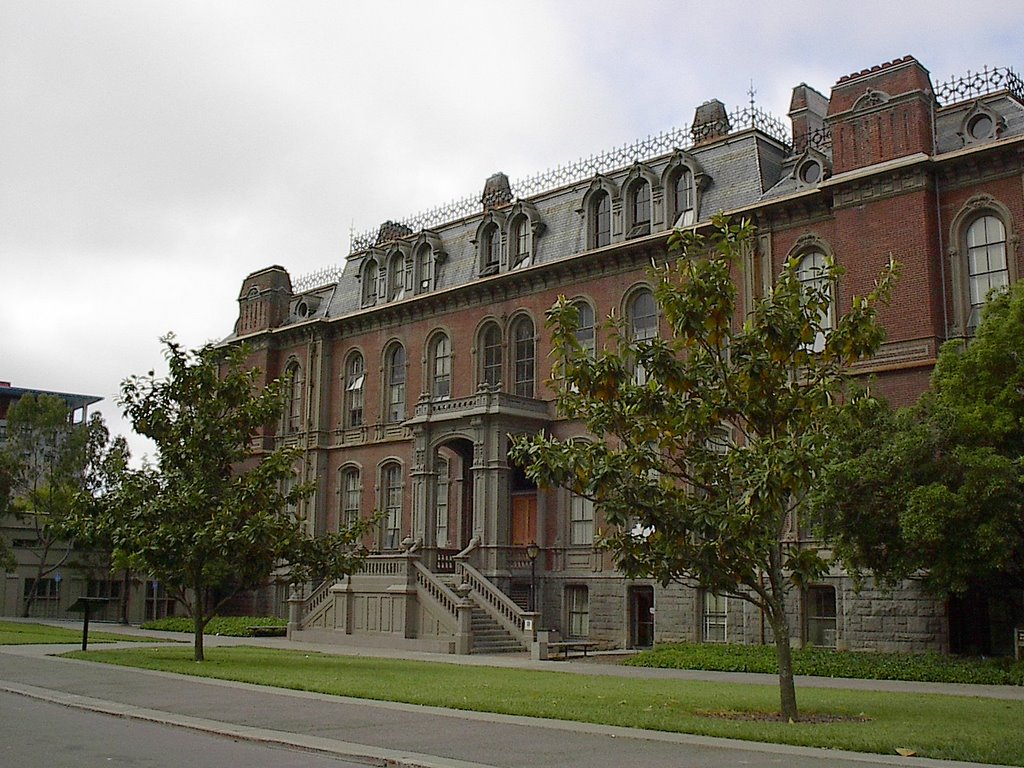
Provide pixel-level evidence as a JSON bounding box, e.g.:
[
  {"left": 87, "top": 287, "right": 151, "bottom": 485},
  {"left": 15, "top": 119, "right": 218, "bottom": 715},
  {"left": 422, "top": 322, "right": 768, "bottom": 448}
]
[
  {"left": 481, "top": 225, "right": 501, "bottom": 276},
  {"left": 592, "top": 191, "right": 611, "bottom": 248},
  {"left": 387, "top": 252, "right": 407, "bottom": 301},
  {"left": 673, "top": 167, "right": 695, "bottom": 226},
  {"left": 511, "top": 216, "right": 532, "bottom": 269},
  {"left": 361, "top": 257, "right": 379, "bottom": 306},
  {"left": 630, "top": 181, "right": 651, "bottom": 233},
  {"left": 416, "top": 244, "right": 432, "bottom": 292}
]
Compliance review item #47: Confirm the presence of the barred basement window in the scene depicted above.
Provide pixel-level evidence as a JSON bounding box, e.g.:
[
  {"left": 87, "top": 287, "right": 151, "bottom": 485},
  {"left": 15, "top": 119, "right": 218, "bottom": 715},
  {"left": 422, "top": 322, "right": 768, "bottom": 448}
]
[
  {"left": 806, "top": 585, "right": 837, "bottom": 648},
  {"left": 703, "top": 592, "right": 727, "bottom": 642},
  {"left": 566, "top": 585, "right": 590, "bottom": 637}
]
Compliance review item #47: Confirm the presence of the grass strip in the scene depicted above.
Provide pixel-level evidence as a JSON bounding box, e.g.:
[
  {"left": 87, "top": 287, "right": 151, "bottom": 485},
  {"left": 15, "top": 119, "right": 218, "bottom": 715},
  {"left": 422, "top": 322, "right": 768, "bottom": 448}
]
[
  {"left": 0, "top": 620, "right": 159, "bottom": 645},
  {"left": 65, "top": 645, "right": 1024, "bottom": 766}
]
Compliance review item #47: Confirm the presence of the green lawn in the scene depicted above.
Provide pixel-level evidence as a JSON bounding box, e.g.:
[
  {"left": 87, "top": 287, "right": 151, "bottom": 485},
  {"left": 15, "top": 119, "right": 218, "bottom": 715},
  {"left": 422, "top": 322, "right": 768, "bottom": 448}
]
[
  {"left": 66, "top": 645, "right": 1024, "bottom": 766},
  {"left": 0, "top": 620, "right": 158, "bottom": 645}
]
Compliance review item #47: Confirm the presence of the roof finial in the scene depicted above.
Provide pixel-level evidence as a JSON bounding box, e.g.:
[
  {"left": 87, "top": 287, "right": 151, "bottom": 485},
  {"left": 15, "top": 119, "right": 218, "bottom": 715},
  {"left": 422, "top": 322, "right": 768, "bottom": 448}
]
[{"left": 747, "top": 79, "right": 757, "bottom": 111}]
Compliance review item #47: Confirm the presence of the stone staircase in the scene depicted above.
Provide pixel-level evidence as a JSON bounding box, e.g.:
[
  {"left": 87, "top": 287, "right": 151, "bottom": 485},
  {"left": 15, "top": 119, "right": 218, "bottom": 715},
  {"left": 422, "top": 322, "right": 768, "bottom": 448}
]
[{"left": 470, "top": 607, "right": 525, "bottom": 654}]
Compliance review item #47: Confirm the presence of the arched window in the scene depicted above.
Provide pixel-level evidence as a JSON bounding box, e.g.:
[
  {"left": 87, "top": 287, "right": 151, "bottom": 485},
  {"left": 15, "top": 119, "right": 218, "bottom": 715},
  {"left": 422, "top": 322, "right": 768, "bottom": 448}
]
[
  {"left": 481, "top": 224, "right": 501, "bottom": 275},
  {"left": 511, "top": 216, "right": 532, "bottom": 269},
  {"left": 344, "top": 352, "right": 365, "bottom": 428},
  {"left": 361, "top": 258, "right": 379, "bottom": 306},
  {"left": 385, "top": 344, "right": 406, "bottom": 423},
  {"left": 965, "top": 214, "right": 1008, "bottom": 332},
  {"left": 628, "top": 289, "right": 657, "bottom": 384},
  {"left": 796, "top": 250, "right": 833, "bottom": 352},
  {"left": 511, "top": 316, "right": 535, "bottom": 398},
  {"left": 387, "top": 252, "right": 406, "bottom": 301},
  {"left": 286, "top": 361, "right": 303, "bottom": 433},
  {"left": 340, "top": 467, "right": 361, "bottom": 527},
  {"left": 429, "top": 333, "right": 451, "bottom": 400},
  {"left": 630, "top": 180, "right": 651, "bottom": 232},
  {"left": 480, "top": 323, "right": 503, "bottom": 387},
  {"left": 592, "top": 191, "right": 611, "bottom": 248},
  {"left": 434, "top": 456, "right": 450, "bottom": 547},
  {"left": 416, "top": 244, "right": 432, "bottom": 293},
  {"left": 673, "top": 167, "right": 695, "bottom": 226},
  {"left": 381, "top": 462, "right": 403, "bottom": 550},
  {"left": 573, "top": 300, "right": 595, "bottom": 357}
]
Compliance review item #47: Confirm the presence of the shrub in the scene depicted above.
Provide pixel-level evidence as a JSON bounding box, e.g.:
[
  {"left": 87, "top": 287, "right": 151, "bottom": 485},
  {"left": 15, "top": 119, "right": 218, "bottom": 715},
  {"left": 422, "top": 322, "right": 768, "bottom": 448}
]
[
  {"left": 141, "top": 616, "right": 286, "bottom": 637},
  {"left": 625, "top": 643, "right": 1024, "bottom": 685}
]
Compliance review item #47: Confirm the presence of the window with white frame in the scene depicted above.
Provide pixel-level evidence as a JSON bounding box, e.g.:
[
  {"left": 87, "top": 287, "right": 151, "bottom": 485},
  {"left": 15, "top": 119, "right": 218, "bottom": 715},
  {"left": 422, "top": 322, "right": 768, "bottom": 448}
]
[
  {"left": 344, "top": 352, "right": 364, "bottom": 428},
  {"left": 481, "top": 323, "right": 502, "bottom": 388},
  {"left": 434, "top": 457, "right": 449, "bottom": 547},
  {"left": 362, "top": 257, "right": 379, "bottom": 306},
  {"left": 341, "top": 467, "right": 361, "bottom": 527},
  {"left": 628, "top": 289, "right": 657, "bottom": 384},
  {"left": 592, "top": 191, "right": 611, "bottom": 248},
  {"left": 385, "top": 344, "right": 406, "bottom": 423},
  {"left": 703, "top": 592, "right": 727, "bottom": 642},
  {"left": 566, "top": 585, "right": 590, "bottom": 637},
  {"left": 286, "top": 362, "right": 303, "bottom": 433},
  {"left": 387, "top": 252, "right": 406, "bottom": 301},
  {"left": 796, "top": 250, "right": 832, "bottom": 352},
  {"left": 511, "top": 316, "right": 535, "bottom": 398},
  {"left": 382, "top": 463, "right": 403, "bottom": 549},
  {"left": 416, "top": 244, "right": 432, "bottom": 293},
  {"left": 569, "top": 492, "right": 594, "bottom": 546},
  {"left": 430, "top": 333, "right": 451, "bottom": 400},
  {"left": 481, "top": 224, "right": 501, "bottom": 275},
  {"left": 673, "top": 167, "right": 695, "bottom": 226},
  {"left": 573, "top": 300, "right": 595, "bottom": 357},
  {"left": 965, "top": 214, "right": 1008, "bottom": 332},
  {"left": 511, "top": 216, "right": 532, "bottom": 269}
]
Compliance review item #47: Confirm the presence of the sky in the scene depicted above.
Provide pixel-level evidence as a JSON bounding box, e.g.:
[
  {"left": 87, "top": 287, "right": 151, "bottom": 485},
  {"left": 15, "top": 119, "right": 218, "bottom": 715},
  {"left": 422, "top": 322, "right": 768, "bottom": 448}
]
[{"left": 2, "top": 0, "right": 1022, "bottom": 463}]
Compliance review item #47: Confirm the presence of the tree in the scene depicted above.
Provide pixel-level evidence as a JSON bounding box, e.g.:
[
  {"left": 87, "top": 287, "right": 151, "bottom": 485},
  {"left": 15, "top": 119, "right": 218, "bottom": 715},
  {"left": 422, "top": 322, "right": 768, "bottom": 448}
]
[
  {"left": 71, "top": 337, "right": 374, "bottom": 661},
  {"left": 0, "top": 450, "right": 19, "bottom": 574},
  {"left": 510, "top": 216, "right": 897, "bottom": 719},
  {"left": 1, "top": 394, "right": 120, "bottom": 615},
  {"left": 813, "top": 280, "right": 1024, "bottom": 645}
]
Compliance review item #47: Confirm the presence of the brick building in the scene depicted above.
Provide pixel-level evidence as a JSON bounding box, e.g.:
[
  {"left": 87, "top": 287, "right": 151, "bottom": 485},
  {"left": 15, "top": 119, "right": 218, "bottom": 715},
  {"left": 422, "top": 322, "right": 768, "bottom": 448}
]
[{"left": 225, "top": 56, "right": 1023, "bottom": 655}]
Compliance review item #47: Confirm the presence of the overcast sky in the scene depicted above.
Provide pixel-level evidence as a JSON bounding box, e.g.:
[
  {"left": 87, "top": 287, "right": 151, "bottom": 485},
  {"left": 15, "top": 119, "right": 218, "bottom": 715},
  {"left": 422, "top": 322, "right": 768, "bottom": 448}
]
[{"left": 2, "top": 0, "right": 1022, "bottom": 462}]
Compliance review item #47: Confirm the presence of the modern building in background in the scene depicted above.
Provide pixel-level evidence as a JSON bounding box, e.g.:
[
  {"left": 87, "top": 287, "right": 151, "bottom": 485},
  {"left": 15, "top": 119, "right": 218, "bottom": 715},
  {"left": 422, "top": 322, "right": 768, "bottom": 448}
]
[
  {"left": 0, "top": 382, "right": 174, "bottom": 622},
  {"left": 225, "top": 56, "right": 1023, "bottom": 655}
]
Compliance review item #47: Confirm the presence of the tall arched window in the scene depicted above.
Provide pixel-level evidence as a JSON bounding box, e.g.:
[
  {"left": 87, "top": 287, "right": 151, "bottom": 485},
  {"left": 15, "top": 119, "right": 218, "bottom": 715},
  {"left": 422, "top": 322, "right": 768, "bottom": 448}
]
[
  {"left": 628, "top": 289, "right": 657, "bottom": 385},
  {"left": 573, "top": 300, "right": 596, "bottom": 357},
  {"left": 511, "top": 316, "right": 535, "bottom": 398},
  {"left": 511, "top": 216, "right": 532, "bottom": 269},
  {"left": 630, "top": 180, "right": 651, "bottom": 232},
  {"left": 381, "top": 462, "right": 403, "bottom": 549},
  {"left": 592, "top": 191, "right": 611, "bottom": 248},
  {"left": 344, "top": 352, "right": 365, "bottom": 428},
  {"left": 965, "top": 214, "right": 1008, "bottom": 332},
  {"left": 796, "top": 250, "right": 833, "bottom": 352},
  {"left": 286, "top": 361, "right": 303, "bottom": 433},
  {"left": 430, "top": 333, "right": 451, "bottom": 400},
  {"left": 481, "top": 224, "right": 501, "bottom": 275},
  {"left": 361, "top": 258, "right": 379, "bottom": 306},
  {"left": 416, "top": 244, "right": 432, "bottom": 293},
  {"left": 340, "top": 467, "right": 361, "bottom": 527},
  {"left": 673, "top": 167, "right": 695, "bottom": 226},
  {"left": 480, "top": 323, "right": 503, "bottom": 388},
  {"left": 385, "top": 344, "right": 406, "bottom": 423},
  {"left": 387, "top": 252, "right": 406, "bottom": 301}
]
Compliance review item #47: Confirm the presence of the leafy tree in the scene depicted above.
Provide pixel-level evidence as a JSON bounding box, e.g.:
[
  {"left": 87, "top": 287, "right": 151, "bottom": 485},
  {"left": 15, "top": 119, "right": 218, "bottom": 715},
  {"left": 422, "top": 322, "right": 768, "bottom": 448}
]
[
  {"left": 0, "top": 450, "right": 19, "bottom": 573},
  {"left": 814, "top": 280, "right": 1024, "bottom": 634},
  {"left": 1, "top": 394, "right": 120, "bottom": 615},
  {"left": 510, "top": 216, "right": 896, "bottom": 719},
  {"left": 70, "top": 336, "right": 374, "bottom": 660}
]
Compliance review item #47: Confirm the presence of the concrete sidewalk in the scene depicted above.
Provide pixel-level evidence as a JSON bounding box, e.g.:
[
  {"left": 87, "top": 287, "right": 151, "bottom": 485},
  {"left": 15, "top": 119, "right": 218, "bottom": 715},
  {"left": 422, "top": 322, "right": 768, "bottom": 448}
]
[{"left": 0, "top": 625, "right": 1020, "bottom": 768}]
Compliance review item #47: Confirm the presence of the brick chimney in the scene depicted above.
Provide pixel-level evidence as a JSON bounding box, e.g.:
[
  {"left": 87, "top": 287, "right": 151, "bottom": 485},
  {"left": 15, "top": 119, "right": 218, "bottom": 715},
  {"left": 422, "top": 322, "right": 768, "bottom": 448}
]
[{"left": 236, "top": 266, "right": 292, "bottom": 336}]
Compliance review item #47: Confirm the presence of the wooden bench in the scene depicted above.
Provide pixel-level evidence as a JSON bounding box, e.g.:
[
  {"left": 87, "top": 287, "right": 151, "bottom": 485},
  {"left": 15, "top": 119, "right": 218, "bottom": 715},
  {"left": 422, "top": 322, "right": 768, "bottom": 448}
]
[
  {"left": 247, "top": 625, "right": 287, "bottom": 637},
  {"left": 546, "top": 640, "right": 598, "bottom": 659}
]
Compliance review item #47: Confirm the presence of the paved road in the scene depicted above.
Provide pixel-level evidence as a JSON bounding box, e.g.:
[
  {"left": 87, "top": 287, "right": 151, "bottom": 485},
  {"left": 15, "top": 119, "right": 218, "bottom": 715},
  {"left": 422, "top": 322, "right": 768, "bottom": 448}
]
[
  {"left": 0, "top": 639, "right": 1008, "bottom": 768},
  {"left": 1, "top": 691, "right": 372, "bottom": 768}
]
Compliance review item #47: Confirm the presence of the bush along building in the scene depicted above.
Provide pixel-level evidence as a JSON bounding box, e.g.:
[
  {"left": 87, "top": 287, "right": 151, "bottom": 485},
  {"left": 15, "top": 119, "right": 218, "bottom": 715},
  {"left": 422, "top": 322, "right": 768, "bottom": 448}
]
[{"left": 225, "top": 56, "right": 1024, "bottom": 655}]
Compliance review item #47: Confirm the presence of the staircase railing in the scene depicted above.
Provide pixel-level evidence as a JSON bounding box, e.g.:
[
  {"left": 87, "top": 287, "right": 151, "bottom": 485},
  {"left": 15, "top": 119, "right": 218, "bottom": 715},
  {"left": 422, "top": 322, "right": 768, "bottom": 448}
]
[
  {"left": 454, "top": 559, "right": 531, "bottom": 648},
  {"left": 298, "top": 577, "right": 341, "bottom": 629},
  {"left": 412, "top": 561, "right": 460, "bottom": 634}
]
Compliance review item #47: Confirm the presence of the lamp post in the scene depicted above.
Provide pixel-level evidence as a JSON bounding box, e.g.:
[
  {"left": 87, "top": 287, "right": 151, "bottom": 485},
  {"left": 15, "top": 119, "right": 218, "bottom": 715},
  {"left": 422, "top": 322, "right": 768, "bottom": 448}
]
[{"left": 526, "top": 542, "right": 540, "bottom": 613}]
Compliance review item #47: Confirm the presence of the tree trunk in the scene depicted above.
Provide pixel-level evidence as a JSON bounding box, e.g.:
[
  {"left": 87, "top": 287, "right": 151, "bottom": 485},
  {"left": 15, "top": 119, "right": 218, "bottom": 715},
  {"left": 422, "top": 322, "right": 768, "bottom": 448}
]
[
  {"left": 767, "top": 602, "right": 799, "bottom": 721},
  {"left": 21, "top": 577, "right": 38, "bottom": 617},
  {"left": 193, "top": 608, "right": 205, "bottom": 662}
]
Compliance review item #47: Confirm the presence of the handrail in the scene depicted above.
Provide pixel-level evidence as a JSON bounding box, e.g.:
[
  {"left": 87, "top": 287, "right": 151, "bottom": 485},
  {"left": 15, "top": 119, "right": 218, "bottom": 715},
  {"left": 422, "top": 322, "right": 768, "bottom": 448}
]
[
  {"left": 455, "top": 559, "right": 529, "bottom": 647},
  {"left": 300, "top": 577, "right": 341, "bottom": 629},
  {"left": 412, "top": 561, "right": 460, "bottom": 634}
]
